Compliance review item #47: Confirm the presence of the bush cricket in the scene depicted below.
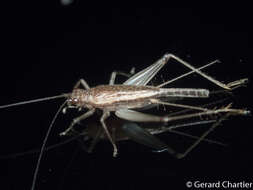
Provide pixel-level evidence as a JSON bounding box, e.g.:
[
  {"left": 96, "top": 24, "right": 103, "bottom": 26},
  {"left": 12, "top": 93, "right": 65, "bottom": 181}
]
[{"left": 0, "top": 53, "right": 249, "bottom": 190}]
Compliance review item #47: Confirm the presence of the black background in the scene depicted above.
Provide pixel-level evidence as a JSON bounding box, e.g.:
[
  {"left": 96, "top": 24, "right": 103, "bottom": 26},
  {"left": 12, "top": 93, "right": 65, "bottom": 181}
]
[{"left": 0, "top": 4, "right": 252, "bottom": 190}]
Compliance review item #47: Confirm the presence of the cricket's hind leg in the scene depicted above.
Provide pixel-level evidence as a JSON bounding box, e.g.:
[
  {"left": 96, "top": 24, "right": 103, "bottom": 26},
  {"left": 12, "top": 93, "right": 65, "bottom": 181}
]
[
  {"left": 123, "top": 53, "right": 247, "bottom": 89},
  {"left": 162, "top": 53, "right": 247, "bottom": 90},
  {"left": 157, "top": 59, "right": 219, "bottom": 88}
]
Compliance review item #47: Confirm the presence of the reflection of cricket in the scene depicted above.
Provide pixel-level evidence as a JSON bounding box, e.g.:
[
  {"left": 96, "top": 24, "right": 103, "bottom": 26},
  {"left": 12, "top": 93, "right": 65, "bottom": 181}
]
[
  {"left": 0, "top": 53, "right": 249, "bottom": 190},
  {"left": 71, "top": 115, "right": 228, "bottom": 154},
  {"left": 0, "top": 113, "right": 226, "bottom": 159}
]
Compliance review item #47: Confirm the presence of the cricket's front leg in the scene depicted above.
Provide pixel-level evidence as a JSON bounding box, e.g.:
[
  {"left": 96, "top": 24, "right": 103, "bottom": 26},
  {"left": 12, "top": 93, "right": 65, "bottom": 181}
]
[
  {"left": 100, "top": 111, "right": 118, "bottom": 157},
  {"left": 60, "top": 108, "right": 95, "bottom": 136}
]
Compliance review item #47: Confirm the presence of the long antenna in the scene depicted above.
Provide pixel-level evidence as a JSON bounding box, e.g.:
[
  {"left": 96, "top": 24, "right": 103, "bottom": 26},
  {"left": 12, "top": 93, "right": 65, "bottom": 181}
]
[
  {"left": 0, "top": 131, "right": 87, "bottom": 159},
  {"left": 31, "top": 100, "right": 67, "bottom": 190},
  {"left": 0, "top": 94, "right": 69, "bottom": 109}
]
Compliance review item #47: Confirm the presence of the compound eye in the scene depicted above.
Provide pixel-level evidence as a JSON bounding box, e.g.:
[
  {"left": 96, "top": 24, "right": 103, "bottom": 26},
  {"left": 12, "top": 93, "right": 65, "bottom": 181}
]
[{"left": 67, "top": 98, "right": 77, "bottom": 104}]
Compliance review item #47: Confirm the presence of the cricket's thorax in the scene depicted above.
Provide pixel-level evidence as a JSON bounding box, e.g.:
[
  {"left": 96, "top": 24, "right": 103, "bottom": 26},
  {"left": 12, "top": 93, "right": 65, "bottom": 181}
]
[{"left": 68, "top": 85, "right": 209, "bottom": 110}]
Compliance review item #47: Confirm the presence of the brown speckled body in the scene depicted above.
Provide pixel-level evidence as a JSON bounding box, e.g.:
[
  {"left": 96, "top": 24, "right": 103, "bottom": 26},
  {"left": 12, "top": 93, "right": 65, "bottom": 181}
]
[
  {"left": 68, "top": 85, "right": 161, "bottom": 111},
  {"left": 67, "top": 85, "right": 209, "bottom": 111}
]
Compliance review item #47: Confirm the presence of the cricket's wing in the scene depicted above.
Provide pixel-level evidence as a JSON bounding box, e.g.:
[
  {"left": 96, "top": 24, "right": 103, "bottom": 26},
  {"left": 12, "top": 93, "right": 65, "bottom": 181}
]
[{"left": 123, "top": 56, "right": 166, "bottom": 86}]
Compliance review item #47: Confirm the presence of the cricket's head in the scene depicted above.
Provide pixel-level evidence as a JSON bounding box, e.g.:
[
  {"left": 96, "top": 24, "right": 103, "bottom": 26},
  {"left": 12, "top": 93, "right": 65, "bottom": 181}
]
[{"left": 66, "top": 88, "right": 87, "bottom": 108}]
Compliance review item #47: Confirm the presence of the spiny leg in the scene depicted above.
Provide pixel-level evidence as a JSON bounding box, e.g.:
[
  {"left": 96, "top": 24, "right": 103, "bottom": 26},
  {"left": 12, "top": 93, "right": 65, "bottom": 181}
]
[
  {"left": 122, "top": 54, "right": 226, "bottom": 88},
  {"left": 109, "top": 67, "right": 135, "bottom": 85},
  {"left": 157, "top": 60, "right": 219, "bottom": 88},
  {"left": 60, "top": 109, "right": 95, "bottom": 136},
  {"left": 226, "top": 78, "right": 249, "bottom": 89},
  {"left": 122, "top": 53, "right": 247, "bottom": 90},
  {"left": 74, "top": 79, "right": 90, "bottom": 89},
  {"left": 165, "top": 97, "right": 231, "bottom": 118},
  {"left": 163, "top": 53, "right": 246, "bottom": 90},
  {"left": 116, "top": 106, "right": 248, "bottom": 123},
  {"left": 116, "top": 109, "right": 211, "bottom": 123},
  {"left": 150, "top": 99, "right": 209, "bottom": 111},
  {"left": 100, "top": 112, "right": 118, "bottom": 157}
]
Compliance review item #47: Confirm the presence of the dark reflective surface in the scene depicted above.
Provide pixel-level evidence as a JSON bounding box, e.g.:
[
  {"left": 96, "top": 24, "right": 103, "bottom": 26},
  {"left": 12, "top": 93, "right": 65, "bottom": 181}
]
[{"left": 0, "top": 6, "right": 252, "bottom": 190}]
